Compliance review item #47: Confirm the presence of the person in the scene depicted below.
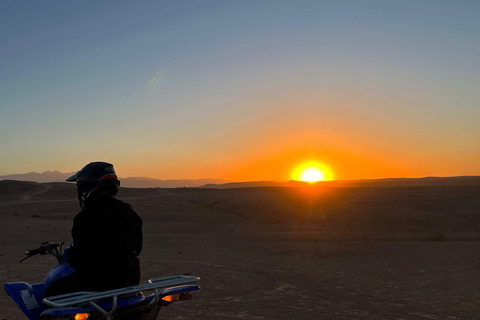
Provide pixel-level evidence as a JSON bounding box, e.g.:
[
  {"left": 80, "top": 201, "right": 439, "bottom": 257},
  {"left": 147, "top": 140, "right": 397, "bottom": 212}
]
[{"left": 45, "top": 161, "right": 143, "bottom": 297}]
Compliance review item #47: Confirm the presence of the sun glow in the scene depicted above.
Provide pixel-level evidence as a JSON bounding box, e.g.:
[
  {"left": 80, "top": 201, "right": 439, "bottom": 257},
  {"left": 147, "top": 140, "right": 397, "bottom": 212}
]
[{"left": 292, "top": 162, "right": 334, "bottom": 183}]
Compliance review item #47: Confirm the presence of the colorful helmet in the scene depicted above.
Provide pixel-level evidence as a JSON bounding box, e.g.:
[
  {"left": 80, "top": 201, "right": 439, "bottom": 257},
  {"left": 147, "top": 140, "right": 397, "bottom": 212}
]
[{"left": 66, "top": 162, "right": 120, "bottom": 208}]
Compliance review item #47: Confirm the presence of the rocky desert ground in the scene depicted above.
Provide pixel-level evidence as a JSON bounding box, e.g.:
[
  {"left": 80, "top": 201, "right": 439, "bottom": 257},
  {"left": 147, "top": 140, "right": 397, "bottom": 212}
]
[{"left": 1, "top": 180, "right": 479, "bottom": 319}]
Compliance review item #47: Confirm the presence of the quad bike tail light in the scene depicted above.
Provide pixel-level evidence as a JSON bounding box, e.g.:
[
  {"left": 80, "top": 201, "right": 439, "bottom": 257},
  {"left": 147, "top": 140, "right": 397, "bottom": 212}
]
[
  {"left": 74, "top": 313, "right": 90, "bottom": 320},
  {"left": 162, "top": 294, "right": 180, "bottom": 303}
]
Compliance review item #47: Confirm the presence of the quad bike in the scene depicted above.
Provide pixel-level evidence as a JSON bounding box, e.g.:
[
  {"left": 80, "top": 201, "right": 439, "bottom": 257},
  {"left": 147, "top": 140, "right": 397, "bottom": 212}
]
[{"left": 4, "top": 242, "right": 200, "bottom": 320}]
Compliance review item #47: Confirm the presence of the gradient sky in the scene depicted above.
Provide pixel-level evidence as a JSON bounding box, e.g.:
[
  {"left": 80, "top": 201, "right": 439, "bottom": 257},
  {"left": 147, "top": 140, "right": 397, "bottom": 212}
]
[{"left": 1, "top": 0, "right": 479, "bottom": 181}]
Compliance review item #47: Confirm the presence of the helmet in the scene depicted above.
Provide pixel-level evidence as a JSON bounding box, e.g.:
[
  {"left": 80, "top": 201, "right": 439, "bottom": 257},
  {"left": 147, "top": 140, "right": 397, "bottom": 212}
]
[{"left": 66, "top": 162, "right": 120, "bottom": 209}]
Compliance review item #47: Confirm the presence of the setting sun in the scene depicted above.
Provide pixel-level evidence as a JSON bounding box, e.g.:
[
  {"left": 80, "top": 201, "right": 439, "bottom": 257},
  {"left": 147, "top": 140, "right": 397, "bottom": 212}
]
[
  {"left": 291, "top": 162, "right": 335, "bottom": 183},
  {"left": 300, "top": 168, "right": 325, "bottom": 182}
]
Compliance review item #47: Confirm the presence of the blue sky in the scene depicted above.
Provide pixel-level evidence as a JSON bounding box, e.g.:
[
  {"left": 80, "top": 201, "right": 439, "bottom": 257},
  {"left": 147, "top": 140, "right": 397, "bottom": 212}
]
[{"left": 1, "top": 1, "right": 479, "bottom": 180}]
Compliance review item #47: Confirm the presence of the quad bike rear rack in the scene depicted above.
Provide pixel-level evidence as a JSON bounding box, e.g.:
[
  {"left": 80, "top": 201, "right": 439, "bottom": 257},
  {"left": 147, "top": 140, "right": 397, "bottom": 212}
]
[{"left": 42, "top": 275, "right": 200, "bottom": 320}]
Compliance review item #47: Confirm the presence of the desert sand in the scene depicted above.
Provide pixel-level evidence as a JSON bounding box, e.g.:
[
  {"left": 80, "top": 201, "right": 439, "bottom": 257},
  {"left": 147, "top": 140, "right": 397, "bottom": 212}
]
[{"left": 1, "top": 180, "right": 479, "bottom": 319}]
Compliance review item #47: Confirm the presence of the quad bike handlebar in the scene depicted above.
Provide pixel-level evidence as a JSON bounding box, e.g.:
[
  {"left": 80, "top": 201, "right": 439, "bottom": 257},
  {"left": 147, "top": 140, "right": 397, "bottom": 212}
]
[{"left": 21, "top": 242, "right": 65, "bottom": 264}]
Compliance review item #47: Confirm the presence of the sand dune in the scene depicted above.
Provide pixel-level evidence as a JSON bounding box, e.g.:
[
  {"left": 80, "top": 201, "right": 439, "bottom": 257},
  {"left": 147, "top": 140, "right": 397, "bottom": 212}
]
[{"left": 0, "top": 181, "right": 479, "bottom": 319}]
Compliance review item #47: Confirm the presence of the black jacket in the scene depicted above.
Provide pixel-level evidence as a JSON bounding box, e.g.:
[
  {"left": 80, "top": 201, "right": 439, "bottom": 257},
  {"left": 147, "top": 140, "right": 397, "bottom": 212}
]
[{"left": 67, "top": 194, "right": 143, "bottom": 272}]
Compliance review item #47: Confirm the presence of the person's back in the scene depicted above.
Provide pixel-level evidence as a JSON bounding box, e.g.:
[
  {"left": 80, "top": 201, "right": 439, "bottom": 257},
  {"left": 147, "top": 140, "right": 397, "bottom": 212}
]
[
  {"left": 68, "top": 193, "right": 143, "bottom": 290},
  {"left": 45, "top": 162, "right": 143, "bottom": 297}
]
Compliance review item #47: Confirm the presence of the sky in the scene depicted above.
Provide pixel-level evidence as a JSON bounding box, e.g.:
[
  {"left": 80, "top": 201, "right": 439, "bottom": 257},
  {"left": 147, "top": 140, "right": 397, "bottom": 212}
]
[{"left": 1, "top": 0, "right": 479, "bottom": 181}]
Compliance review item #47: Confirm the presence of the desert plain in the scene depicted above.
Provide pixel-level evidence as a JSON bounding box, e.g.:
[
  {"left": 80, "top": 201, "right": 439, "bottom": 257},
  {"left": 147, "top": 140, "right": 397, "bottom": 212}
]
[{"left": 0, "top": 180, "right": 479, "bottom": 319}]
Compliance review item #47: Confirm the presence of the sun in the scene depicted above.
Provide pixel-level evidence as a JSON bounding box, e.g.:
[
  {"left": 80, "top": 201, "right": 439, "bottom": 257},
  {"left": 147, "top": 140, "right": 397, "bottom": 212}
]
[
  {"left": 300, "top": 168, "right": 325, "bottom": 182},
  {"left": 291, "top": 162, "right": 334, "bottom": 183}
]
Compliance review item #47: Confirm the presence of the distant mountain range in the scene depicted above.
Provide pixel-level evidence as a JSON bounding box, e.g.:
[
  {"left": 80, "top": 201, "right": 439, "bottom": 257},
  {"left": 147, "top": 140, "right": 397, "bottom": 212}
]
[
  {"left": 1, "top": 171, "right": 479, "bottom": 189},
  {"left": 0, "top": 171, "right": 230, "bottom": 188},
  {"left": 0, "top": 171, "right": 75, "bottom": 183}
]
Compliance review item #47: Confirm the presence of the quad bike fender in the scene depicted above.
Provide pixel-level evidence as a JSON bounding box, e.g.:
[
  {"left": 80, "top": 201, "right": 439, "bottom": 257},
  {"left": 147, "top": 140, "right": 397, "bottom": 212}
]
[{"left": 4, "top": 282, "right": 45, "bottom": 320}]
